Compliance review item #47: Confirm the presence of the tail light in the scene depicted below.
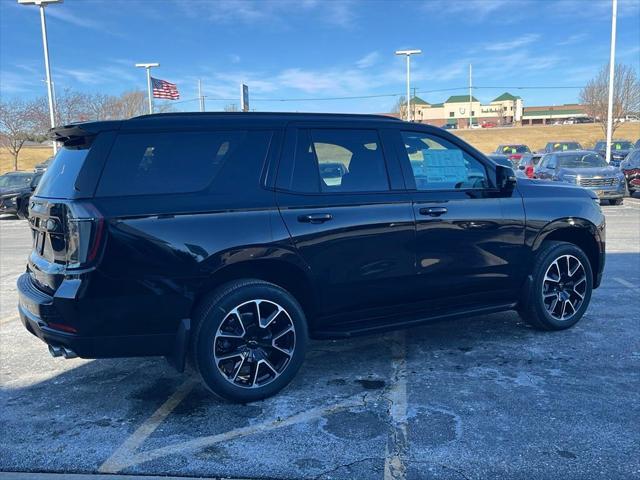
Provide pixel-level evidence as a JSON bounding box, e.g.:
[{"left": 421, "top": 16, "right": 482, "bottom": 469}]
[
  {"left": 525, "top": 165, "right": 534, "bottom": 178},
  {"left": 65, "top": 202, "right": 105, "bottom": 268},
  {"left": 509, "top": 154, "right": 522, "bottom": 161}
]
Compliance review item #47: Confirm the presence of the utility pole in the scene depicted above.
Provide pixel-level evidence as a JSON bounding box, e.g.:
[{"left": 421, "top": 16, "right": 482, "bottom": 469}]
[
  {"left": 605, "top": 0, "right": 617, "bottom": 164},
  {"left": 18, "top": 0, "right": 62, "bottom": 155},
  {"left": 412, "top": 87, "right": 417, "bottom": 122},
  {"left": 395, "top": 49, "right": 422, "bottom": 122},
  {"left": 469, "top": 64, "right": 473, "bottom": 129},
  {"left": 198, "top": 79, "right": 205, "bottom": 112},
  {"left": 135, "top": 63, "right": 160, "bottom": 114}
]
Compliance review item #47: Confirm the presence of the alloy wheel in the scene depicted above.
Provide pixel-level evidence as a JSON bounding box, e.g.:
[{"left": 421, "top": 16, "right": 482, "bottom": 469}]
[
  {"left": 213, "top": 299, "right": 296, "bottom": 388},
  {"left": 542, "top": 254, "right": 587, "bottom": 321}
]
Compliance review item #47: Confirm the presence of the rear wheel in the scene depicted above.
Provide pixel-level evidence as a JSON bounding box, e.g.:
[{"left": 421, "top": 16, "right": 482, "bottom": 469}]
[
  {"left": 609, "top": 198, "right": 623, "bottom": 206},
  {"left": 519, "top": 241, "right": 593, "bottom": 330},
  {"left": 191, "top": 279, "right": 308, "bottom": 402}
]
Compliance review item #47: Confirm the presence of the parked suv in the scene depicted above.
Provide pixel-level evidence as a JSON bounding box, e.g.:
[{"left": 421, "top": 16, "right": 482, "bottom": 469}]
[{"left": 19, "top": 113, "right": 606, "bottom": 402}]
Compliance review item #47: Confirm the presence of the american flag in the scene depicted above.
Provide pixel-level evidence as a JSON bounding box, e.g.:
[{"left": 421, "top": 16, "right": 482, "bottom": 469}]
[{"left": 151, "top": 77, "right": 180, "bottom": 100}]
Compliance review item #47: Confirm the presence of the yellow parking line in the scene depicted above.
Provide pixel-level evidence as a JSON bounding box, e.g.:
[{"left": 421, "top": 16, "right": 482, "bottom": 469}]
[
  {"left": 383, "top": 331, "right": 408, "bottom": 480},
  {"left": 0, "top": 314, "right": 19, "bottom": 326},
  {"left": 99, "top": 378, "right": 197, "bottom": 473},
  {"left": 103, "top": 394, "right": 364, "bottom": 472}
]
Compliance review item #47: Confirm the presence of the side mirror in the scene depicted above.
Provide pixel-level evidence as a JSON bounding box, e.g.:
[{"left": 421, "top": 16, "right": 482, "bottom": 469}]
[{"left": 496, "top": 165, "right": 517, "bottom": 192}]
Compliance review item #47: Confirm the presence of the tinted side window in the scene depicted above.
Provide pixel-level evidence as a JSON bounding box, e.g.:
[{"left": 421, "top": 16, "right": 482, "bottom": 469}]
[
  {"left": 400, "top": 131, "right": 489, "bottom": 190},
  {"left": 285, "top": 129, "right": 390, "bottom": 193},
  {"left": 97, "top": 130, "right": 272, "bottom": 196}
]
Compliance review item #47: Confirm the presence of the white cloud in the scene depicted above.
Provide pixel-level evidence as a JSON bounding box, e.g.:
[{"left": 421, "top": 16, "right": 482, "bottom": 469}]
[
  {"left": 485, "top": 34, "right": 540, "bottom": 52},
  {"left": 356, "top": 52, "right": 380, "bottom": 69},
  {"left": 557, "top": 33, "right": 588, "bottom": 46}
]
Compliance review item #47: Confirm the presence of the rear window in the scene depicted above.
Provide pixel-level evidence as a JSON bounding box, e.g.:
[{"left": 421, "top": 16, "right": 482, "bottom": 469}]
[
  {"left": 96, "top": 130, "right": 272, "bottom": 196},
  {"left": 34, "top": 147, "right": 90, "bottom": 198}
]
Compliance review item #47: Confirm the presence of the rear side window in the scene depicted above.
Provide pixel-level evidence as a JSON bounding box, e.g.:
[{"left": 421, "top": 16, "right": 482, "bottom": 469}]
[
  {"left": 96, "top": 130, "right": 272, "bottom": 196},
  {"left": 281, "top": 129, "right": 390, "bottom": 193},
  {"left": 35, "top": 147, "right": 90, "bottom": 199}
]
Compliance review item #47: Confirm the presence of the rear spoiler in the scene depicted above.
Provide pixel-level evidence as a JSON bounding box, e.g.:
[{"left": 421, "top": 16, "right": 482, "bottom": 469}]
[{"left": 49, "top": 121, "right": 122, "bottom": 147}]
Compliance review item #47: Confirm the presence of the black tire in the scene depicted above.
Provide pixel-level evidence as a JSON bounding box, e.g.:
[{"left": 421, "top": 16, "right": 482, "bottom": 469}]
[
  {"left": 16, "top": 200, "right": 28, "bottom": 220},
  {"left": 519, "top": 241, "right": 593, "bottom": 331},
  {"left": 609, "top": 198, "right": 623, "bottom": 206},
  {"left": 191, "top": 279, "right": 308, "bottom": 402}
]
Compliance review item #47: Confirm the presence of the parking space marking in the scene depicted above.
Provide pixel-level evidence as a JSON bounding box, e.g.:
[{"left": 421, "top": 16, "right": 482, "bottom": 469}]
[
  {"left": 613, "top": 277, "right": 636, "bottom": 289},
  {"left": 383, "top": 331, "right": 408, "bottom": 480},
  {"left": 100, "top": 393, "right": 365, "bottom": 473},
  {"left": 0, "top": 314, "right": 18, "bottom": 326},
  {"left": 99, "top": 379, "right": 197, "bottom": 473}
]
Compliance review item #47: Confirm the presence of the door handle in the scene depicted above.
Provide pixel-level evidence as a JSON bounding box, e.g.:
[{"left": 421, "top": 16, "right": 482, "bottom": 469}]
[
  {"left": 297, "top": 213, "right": 333, "bottom": 224},
  {"left": 419, "top": 207, "right": 448, "bottom": 217}
]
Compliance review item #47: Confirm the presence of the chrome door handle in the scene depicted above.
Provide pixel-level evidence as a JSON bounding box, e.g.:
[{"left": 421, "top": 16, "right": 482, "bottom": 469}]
[
  {"left": 297, "top": 213, "right": 333, "bottom": 224},
  {"left": 419, "top": 207, "right": 448, "bottom": 217}
]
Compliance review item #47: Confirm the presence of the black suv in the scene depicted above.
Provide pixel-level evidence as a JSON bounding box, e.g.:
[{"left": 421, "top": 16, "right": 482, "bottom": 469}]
[{"left": 18, "top": 113, "right": 606, "bottom": 402}]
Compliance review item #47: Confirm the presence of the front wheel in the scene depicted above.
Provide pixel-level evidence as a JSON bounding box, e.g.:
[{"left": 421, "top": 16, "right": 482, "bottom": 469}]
[
  {"left": 519, "top": 241, "right": 593, "bottom": 330},
  {"left": 191, "top": 279, "right": 308, "bottom": 403}
]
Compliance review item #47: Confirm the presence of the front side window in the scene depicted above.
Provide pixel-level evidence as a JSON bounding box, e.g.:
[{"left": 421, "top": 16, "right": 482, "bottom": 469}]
[
  {"left": 286, "top": 129, "right": 390, "bottom": 193},
  {"left": 400, "top": 131, "right": 489, "bottom": 190}
]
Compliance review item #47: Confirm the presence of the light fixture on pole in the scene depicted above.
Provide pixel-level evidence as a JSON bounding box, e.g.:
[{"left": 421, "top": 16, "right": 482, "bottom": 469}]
[
  {"left": 135, "top": 63, "right": 160, "bottom": 114},
  {"left": 18, "top": 0, "right": 62, "bottom": 155},
  {"left": 395, "top": 49, "right": 422, "bottom": 122}
]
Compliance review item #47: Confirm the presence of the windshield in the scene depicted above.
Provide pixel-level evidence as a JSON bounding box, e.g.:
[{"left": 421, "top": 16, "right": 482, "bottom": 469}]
[
  {"left": 0, "top": 174, "right": 33, "bottom": 189},
  {"left": 622, "top": 151, "right": 640, "bottom": 168},
  {"left": 558, "top": 154, "right": 607, "bottom": 168},
  {"left": 500, "top": 145, "right": 530, "bottom": 154},
  {"left": 548, "top": 142, "right": 581, "bottom": 151},
  {"left": 595, "top": 141, "right": 632, "bottom": 150}
]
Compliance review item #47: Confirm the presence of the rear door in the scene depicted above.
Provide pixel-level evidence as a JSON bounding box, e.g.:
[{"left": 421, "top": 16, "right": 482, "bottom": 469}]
[
  {"left": 275, "top": 124, "right": 416, "bottom": 323},
  {"left": 392, "top": 128, "right": 526, "bottom": 310}
]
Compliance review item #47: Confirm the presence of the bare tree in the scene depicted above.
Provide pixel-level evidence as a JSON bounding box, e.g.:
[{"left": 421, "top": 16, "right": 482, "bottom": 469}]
[
  {"left": 113, "top": 90, "right": 147, "bottom": 119},
  {"left": 0, "top": 99, "right": 42, "bottom": 171},
  {"left": 224, "top": 103, "right": 239, "bottom": 112},
  {"left": 392, "top": 95, "right": 407, "bottom": 118},
  {"left": 580, "top": 63, "right": 640, "bottom": 137}
]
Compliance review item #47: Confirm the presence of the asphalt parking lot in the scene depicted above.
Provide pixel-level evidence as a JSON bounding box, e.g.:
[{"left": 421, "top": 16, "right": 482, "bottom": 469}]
[{"left": 1, "top": 201, "right": 639, "bottom": 480}]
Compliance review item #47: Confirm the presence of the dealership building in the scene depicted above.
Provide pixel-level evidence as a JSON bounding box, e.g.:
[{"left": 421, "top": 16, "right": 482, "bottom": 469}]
[
  {"left": 402, "top": 93, "right": 590, "bottom": 128},
  {"left": 408, "top": 92, "right": 523, "bottom": 128}
]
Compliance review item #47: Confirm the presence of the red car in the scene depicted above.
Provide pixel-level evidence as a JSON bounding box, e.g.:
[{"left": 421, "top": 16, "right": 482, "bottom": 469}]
[
  {"left": 482, "top": 122, "right": 497, "bottom": 128},
  {"left": 620, "top": 150, "right": 640, "bottom": 195}
]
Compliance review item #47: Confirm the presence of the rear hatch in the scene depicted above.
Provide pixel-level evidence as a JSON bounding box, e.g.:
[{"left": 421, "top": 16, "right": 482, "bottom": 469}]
[{"left": 27, "top": 123, "right": 119, "bottom": 294}]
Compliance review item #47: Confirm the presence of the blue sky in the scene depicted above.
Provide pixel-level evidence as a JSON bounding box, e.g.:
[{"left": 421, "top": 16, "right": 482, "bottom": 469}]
[{"left": 1, "top": 0, "right": 639, "bottom": 113}]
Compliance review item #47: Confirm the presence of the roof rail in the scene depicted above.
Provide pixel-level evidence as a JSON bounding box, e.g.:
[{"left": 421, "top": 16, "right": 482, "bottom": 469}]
[{"left": 130, "top": 111, "right": 402, "bottom": 122}]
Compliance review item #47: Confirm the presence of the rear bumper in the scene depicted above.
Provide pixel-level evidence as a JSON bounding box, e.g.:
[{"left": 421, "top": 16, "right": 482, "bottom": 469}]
[{"left": 18, "top": 273, "right": 175, "bottom": 358}]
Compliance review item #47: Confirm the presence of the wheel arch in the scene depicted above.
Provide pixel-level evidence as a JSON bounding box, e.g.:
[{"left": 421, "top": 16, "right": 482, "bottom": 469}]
[
  {"left": 532, "top": 218, "right": 603, "bottom": 285},
  {"left": 194, "top": 257, "right": 318, "bottom": 324}
]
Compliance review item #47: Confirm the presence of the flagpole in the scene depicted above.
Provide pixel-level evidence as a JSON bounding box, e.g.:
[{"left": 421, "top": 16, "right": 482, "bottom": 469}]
[{"left": 135, "top": 63, "right": 160, "bottom": 115}]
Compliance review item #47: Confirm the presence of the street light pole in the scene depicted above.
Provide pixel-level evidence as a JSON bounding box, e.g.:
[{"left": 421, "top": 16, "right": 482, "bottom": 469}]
[
  {"left": 135, "top": 63, "right": 160, "bottom": 114},
  {"left": 395, "top": 49, "right": 422, "bottom": 122},
  {"left": 605, "top": 0, "right": 618, "bottom": 164},
  {"left": 19, "top": 0, "right": 62, "bottom": 155}
]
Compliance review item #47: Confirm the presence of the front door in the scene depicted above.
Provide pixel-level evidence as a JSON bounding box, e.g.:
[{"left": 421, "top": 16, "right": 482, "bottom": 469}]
[
  {"left": 275, "top": 125, "right": 416, "bottom": 324},
  {"left": 393, "top": 129, "right": 527, "bottom": 310}
]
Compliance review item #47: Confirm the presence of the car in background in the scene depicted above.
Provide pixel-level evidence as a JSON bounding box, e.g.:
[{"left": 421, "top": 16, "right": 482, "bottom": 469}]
[
  {"left": 495, "top": 144, "right": 532, "bottom": 167},
  {"left": 442, "top": 123, "right": 457, "bottom": 130},
  {"left": 620, "top": 149, "right": 640, "bottom": 196},
  {"left": 529, "top": 141, "right": 584, "bottom": 174},
  {"left": 34, "top": 156, "right": 54, "bottom": 173},
  {"left": 534, "top": 150, "right": 626, "bottom": 205},
  {"left": 592, "top": 140, "right": 634, "bottom": 167},
  {"left": 634, "top": 139, "right": 640, "bottom": 150},
  {"left": 482, "top": 121, "right": 497, "bottom": 128},
  {"left": 486, "top": 153, "right": 528, "bottom": 178},
  {"left": 0, "top": 171, "right": 43, "bottom": 218}
]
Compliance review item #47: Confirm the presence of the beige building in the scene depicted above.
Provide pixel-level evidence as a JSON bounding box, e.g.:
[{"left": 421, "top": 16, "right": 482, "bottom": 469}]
[{"left": 408, "top": 92, "right": 523, "bottom": 128}]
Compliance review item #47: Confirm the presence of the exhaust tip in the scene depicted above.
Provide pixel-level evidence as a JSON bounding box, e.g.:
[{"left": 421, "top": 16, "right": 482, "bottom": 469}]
[
  {"left": 48, "top": 345, "right": 63, "bottom": 358},
  {"left": 48, "top": 345, "right": 77, "bottom": 359}
]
